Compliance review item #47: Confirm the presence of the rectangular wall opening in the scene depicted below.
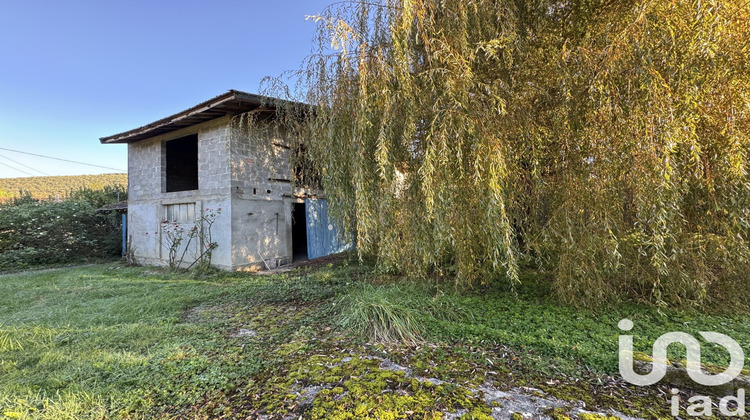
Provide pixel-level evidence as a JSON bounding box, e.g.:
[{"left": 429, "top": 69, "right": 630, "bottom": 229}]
[
  {"left": 165, "top": 202, "right": 196, "bottom": 224},
  {"left": 292, "top": 202, "right": 308, "bottom": 261},
  {"left": 165, "top": 135, "right": 198, "bottom": 192}
]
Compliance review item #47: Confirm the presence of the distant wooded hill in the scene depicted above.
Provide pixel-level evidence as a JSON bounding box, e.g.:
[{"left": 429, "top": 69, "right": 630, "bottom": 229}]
[{"left": 0, "top": 173, "right": 127, "bottom": 201}]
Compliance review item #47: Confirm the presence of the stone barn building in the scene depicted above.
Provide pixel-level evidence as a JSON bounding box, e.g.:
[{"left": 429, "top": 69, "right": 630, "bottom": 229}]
[{"left": 100, "top": 90, "right": 350, "bottom": 270}]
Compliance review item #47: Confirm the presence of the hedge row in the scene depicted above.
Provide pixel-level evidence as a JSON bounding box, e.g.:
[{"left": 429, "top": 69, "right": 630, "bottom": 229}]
[{"left": 0, "top": 198, "right": 121, "bottom": 271}]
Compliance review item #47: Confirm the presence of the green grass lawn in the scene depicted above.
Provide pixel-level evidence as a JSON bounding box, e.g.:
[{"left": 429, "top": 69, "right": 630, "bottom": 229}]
[
  {"left": 0, "top": 265, "right": 233, "bottom": 418},
  {"left": 0, "top": 262, "right": 748, "bottom": 419}
]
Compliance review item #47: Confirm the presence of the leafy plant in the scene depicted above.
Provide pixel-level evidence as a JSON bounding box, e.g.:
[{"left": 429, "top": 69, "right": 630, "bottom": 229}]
[{"left": 0, "top": 199, "right": 121, "bottom": 270}]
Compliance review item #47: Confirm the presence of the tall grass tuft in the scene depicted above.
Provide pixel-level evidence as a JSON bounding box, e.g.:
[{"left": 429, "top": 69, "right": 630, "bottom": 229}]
[
  {"left": 0, "top": 391, "right": 109, "bottom": 420},
  {"left": 0, "top": 327, "right": 23, "bottom": 351},
  {"left": 335, "top": 283, "right": 423, "bottom": 344}
]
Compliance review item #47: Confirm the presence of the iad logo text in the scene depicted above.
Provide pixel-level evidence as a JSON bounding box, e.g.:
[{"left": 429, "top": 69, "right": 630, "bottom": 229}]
[{"left": 618, "top": 319, "right": 746, "bottom": 417}]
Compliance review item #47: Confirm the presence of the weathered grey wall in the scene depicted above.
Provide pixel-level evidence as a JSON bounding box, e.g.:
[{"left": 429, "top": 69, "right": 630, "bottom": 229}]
[
  {"left": 127, "top": 117, "right": 234, "bottom": 268},
  {"left": 228, "top": 120, "right": 294, "bottom": 269},
  {"left": 126, "top": 113, "right": 298, "bottom": 270}
]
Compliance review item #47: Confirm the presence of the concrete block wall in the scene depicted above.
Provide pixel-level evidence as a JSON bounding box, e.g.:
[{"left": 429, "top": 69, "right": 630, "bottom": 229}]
[
  {"left": 198, "top": 122, "right": 231, "bottom": 194},
  {"left": 227, "top": 117, "right": 295, "bottom": 269},
  {"left": 228, "top": 121, "right": 292, "bottom": 198},
  {"left": 125, "top": 112, "right": 305, "bottom": 270},
  {"left": 127, "top": 202, "right": 161, "bottom": 263},
  {"left": 127, "top": 117, "right": 235, "bottom": 268},
  {"left": 127, "top": 138, "right": 161, "bottom": 202},
  {"left": 230, "top": 198, "right": 290, "bottom": 269}
]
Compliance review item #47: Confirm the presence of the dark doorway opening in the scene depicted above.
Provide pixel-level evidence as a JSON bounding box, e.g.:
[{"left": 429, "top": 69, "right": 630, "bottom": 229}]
[
  {"left": 292, "top": 202, "right": 308, "bottom": 261},
  {"left": 165, "top": 135, "right": 199, "bottom": 192}
]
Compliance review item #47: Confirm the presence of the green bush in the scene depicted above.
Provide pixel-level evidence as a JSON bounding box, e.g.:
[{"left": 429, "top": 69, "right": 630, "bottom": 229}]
[
  {"left": 68, "top": 184, "right": 126, "bottom": 208},
  {"left": 0, "top": 199, "right": 121, "bottom": 270}
]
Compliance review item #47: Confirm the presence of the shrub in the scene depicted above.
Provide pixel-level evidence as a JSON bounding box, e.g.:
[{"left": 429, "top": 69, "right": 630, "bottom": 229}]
[
  {"left": 68, "top": 184, "right": 126, "bottom": 208},
  {"left": 0, "top": 200, "right": 120, "bottom": 270}
]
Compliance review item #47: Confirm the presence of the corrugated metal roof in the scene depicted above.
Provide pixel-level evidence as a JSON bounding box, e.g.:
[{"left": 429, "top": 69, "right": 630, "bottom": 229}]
[{"left": 100, "top": 90, "right": 303, "bottom": 144}]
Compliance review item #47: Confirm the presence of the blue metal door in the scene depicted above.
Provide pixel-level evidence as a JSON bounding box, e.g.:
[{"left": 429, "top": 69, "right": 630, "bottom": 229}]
[{"left": 305, "top": 198, "right": 352, "bottom": 259}]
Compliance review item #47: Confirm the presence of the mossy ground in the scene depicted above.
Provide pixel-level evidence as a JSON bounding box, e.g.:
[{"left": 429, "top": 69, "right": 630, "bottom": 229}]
[{"left": 0, "top": 260, "right": 747, "bottom": 418}]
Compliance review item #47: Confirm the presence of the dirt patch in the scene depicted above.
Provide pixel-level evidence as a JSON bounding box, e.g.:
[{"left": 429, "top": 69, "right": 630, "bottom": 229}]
[
  {"left": 182, "top": 302, "right": 239, "bottom": 324},
  {"left": 256, "top": 252, "right": 351, "bottom": 275}
]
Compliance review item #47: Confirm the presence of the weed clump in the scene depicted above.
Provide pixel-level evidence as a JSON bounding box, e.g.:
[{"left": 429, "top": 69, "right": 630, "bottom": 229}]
[{"left": 335, "top": 283, "right": 423, "bottom": 344}]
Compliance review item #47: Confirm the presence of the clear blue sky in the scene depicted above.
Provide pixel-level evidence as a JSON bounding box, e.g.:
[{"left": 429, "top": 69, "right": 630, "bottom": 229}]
[{"left": 0, "top": 0, "right": 332, "bottom": 178}]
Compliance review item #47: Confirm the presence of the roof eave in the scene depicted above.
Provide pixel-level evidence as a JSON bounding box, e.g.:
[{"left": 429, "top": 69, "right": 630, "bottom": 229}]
[{"left": 99, "top": 90, "right": 278, "bottom": 144}]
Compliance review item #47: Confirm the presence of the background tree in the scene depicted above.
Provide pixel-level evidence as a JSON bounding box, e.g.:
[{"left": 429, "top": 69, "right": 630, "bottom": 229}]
[
  {"left": 0, "top": 173, "right": 127, "bottom": 203},
  {"left": 272, "top": 0, "right": 750, "bottom": 309}
]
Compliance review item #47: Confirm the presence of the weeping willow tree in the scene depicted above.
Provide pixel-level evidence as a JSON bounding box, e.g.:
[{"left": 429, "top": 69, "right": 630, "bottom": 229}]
[{"left": 269, "top": 0, "right": 750, "bottom": 308}]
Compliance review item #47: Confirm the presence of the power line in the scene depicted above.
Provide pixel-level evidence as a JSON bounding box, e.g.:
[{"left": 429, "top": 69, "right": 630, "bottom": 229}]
[
  {"left": 0, "top": 153, "right": 48, "bottom": 176},
  {"left": 0, "top": 146, "right": 126, "bottom": 172},
  {"left": 0, "top": 159, "right": 35, "bottom": 177}
]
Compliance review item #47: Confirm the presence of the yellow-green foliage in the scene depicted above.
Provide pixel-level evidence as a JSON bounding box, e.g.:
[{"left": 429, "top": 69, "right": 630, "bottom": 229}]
[
  {"left": 274, "top": 0, "right": 750, "bottom": 309},
  {"left": 0, "top": 173, "right": 127, "bottom": 202}
]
